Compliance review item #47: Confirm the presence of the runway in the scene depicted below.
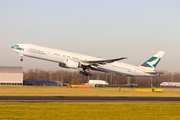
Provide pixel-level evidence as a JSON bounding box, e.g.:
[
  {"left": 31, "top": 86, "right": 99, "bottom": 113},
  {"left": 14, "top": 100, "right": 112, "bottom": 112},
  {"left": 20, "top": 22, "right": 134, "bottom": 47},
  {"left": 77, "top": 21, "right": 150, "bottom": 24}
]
[{"left": 1, "top": 96, "right": 180, "bottom": 102}]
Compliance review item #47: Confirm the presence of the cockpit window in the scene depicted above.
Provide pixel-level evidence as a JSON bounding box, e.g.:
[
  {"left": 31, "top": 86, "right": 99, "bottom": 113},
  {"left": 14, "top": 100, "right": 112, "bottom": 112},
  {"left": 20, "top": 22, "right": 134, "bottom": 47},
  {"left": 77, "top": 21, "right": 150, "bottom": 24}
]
[{"left": 15, "top": 45, "right": 19, "bottom": 47}]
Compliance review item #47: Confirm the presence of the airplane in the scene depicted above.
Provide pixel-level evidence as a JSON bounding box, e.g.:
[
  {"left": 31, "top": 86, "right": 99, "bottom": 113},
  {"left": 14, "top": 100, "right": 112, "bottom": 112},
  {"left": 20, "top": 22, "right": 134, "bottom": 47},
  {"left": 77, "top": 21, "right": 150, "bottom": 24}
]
[
  {"left": 160, "top": 82, "right": 180, "bottom": 87},
  {"left": 11, "top": 44, "right": 165, "bottom": 77},
  {"left": 160, "top": 82, "right": 172, "bottom": 87}
]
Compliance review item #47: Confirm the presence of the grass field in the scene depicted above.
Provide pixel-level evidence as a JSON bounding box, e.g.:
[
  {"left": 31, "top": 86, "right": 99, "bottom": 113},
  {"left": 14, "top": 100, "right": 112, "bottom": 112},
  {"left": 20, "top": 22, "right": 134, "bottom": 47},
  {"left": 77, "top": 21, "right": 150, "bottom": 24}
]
[
  {"left": 0, "top": 86, "right": 180, "bottom": 96},
  {"left": 0, "top": 102, "right": 180, "bottom": 120},
  {"left": 1, "top": 86, "right": 180, "bottom": 120}
]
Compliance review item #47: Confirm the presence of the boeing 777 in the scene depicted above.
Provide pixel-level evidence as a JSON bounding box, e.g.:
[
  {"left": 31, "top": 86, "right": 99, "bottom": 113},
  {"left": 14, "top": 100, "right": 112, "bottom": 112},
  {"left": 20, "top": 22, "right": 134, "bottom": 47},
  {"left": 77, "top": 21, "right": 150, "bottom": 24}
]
[{"left": 11, "top": 44, "right": 165, "bottom": 77}]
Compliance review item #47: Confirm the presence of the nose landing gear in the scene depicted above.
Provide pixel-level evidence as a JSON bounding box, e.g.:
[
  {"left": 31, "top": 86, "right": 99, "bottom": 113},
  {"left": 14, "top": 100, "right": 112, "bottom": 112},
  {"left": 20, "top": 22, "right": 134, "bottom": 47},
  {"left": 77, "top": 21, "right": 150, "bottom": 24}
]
[
  {"left": 20, "top": 58, "right": 23, "bottom": 62},
  {"left": 19, "top": 54, "right": 23, "bottom": 62}
]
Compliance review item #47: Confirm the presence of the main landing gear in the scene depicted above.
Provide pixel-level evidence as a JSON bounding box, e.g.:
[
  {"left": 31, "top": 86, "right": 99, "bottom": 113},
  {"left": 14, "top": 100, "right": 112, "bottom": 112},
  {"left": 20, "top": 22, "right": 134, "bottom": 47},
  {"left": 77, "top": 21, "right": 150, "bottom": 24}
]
[
  {"left": 79, "top": 67, "right": 93, "bottom": 77},
  {"left": 79, "top": 71, "right": 93, "bottom": 77}
]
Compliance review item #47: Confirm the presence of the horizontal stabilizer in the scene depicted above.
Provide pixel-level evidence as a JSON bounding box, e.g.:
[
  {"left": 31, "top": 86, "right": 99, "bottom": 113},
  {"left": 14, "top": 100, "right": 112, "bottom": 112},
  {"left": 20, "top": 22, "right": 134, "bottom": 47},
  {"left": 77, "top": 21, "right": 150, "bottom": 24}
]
[{"left": 145, "top": 71, "right": 164, "bottom": 76}]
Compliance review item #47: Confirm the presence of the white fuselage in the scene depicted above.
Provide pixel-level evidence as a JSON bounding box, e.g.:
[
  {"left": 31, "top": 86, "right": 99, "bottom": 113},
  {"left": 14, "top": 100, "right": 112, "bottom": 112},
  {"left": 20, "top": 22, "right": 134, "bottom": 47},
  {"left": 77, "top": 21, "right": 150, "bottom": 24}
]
[{"left": 11, "top": 44, "right": 157, "bottom": 77}]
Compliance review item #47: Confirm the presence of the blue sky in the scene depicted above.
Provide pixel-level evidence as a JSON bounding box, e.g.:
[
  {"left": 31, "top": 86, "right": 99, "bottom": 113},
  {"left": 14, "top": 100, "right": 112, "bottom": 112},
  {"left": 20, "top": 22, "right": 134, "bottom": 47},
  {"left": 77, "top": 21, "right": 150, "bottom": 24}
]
[{"left": 0, "top": 0, "right": 180, "bottom": 72}]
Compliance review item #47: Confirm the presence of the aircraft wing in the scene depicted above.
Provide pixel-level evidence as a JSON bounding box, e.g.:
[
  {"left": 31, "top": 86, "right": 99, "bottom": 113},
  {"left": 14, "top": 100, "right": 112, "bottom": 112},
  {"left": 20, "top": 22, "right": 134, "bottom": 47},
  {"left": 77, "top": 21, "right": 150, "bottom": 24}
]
[{"left": 80, "top": 57, "right": 127, "bottom": 68}]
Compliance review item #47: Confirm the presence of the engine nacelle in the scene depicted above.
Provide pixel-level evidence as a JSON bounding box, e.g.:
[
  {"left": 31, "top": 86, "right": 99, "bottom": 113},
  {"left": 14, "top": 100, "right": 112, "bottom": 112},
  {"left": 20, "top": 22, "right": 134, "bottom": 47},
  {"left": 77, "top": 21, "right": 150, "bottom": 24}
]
[{"left": 59, "top": 59, "right": 80, "bottom": 69}]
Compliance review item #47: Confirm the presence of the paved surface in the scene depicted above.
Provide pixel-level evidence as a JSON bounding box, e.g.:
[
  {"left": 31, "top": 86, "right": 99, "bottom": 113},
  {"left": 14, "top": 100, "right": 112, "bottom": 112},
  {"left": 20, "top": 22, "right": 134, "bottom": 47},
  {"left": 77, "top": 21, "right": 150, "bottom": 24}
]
[{"left": 1, "top": 96, "right": 180, "bottom": 102}]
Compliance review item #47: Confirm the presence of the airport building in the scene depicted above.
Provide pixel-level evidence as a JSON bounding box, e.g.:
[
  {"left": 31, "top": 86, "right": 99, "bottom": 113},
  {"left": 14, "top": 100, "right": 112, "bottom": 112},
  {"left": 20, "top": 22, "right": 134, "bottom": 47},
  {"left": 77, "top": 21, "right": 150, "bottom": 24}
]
[
  {"left": 23, "top": 80, "right": 65, "bottom": 86},
  {"left": 0, "top": 66, "right": 23, "bottom": 85}
]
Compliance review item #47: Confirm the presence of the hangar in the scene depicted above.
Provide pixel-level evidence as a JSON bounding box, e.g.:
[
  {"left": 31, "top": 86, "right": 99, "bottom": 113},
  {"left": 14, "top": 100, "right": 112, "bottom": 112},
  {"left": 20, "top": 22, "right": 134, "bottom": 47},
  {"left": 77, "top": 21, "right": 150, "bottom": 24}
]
[{"left": 0, "top": 66, "right": 23, "bottom": 85}]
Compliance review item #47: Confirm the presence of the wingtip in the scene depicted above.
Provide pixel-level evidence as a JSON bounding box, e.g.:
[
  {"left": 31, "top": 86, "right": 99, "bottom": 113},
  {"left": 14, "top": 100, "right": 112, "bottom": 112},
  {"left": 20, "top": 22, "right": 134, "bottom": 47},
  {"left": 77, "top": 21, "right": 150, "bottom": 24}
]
[{"left": 123, "top": 57, "right": 128, "bottom": 59}]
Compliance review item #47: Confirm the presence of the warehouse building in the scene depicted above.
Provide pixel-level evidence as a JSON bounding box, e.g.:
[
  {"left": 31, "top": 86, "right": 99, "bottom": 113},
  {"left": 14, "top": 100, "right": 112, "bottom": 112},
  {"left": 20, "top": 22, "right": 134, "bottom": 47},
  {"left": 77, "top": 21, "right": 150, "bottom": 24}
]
[
  {"left": 23, "top": 80, "right": 65, "bottom": 86},
  {"left": 0, "top": 66, "right": 23, "bottom": 85}
]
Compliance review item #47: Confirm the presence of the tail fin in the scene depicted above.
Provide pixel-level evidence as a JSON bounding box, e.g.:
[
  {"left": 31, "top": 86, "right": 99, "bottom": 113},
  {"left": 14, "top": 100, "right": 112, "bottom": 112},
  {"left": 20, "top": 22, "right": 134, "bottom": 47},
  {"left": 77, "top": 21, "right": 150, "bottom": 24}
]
[{"left": 139, "top": 51, "right": 165, "bottom": 71}]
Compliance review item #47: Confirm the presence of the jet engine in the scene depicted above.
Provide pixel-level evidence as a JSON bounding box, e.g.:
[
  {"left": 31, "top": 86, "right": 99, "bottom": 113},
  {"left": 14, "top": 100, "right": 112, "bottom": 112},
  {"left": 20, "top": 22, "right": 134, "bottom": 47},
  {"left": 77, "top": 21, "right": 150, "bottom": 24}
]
[{"left": 59, "top": 59, "right": 80, "bottom": 69}]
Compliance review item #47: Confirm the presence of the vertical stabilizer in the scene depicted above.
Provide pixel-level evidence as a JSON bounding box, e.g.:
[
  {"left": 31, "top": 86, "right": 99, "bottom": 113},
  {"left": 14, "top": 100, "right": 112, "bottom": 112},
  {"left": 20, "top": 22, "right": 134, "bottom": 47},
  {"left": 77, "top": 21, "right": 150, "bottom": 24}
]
[{"left": 139, "top": 51, "right": 165, "bottom": 71}]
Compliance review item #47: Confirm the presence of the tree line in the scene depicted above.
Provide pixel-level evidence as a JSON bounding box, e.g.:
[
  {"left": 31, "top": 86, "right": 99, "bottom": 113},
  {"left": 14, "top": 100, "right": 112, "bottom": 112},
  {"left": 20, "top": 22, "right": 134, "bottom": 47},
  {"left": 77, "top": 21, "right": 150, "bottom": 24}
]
[{"left": 23, "top": 69, "right": 180, "bottom": 86}]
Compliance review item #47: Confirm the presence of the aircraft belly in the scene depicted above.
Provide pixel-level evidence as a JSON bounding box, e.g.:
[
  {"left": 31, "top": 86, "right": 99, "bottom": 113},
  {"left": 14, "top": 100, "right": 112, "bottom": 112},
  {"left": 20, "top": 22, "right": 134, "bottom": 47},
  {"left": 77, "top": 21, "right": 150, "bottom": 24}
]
[{"left": 96, "top": 66, "right": 134, "bottom": 76}]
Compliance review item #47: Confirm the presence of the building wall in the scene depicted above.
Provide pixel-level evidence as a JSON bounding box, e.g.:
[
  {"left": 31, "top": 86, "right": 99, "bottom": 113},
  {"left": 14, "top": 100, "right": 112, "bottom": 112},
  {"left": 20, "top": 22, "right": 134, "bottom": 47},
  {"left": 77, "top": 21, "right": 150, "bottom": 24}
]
[
  {"left": 0, "top": 73, "right": 23, "bottom": 83},
  {"left": 0, "top": 67, "right": 23, "bottom": 85}
]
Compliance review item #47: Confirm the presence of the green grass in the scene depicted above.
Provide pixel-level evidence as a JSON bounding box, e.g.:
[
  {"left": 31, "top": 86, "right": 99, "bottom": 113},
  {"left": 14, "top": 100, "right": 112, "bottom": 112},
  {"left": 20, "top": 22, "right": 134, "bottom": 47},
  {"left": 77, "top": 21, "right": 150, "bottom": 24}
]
[
  {"left": 1, "top": 86, "right": 180, "bottom": 120},
  {"left": 0, "top": 86, "right": 180, "bottom": 96},
  {"left": 0, "top": 102, "right": 180, "bottom": 120}
]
